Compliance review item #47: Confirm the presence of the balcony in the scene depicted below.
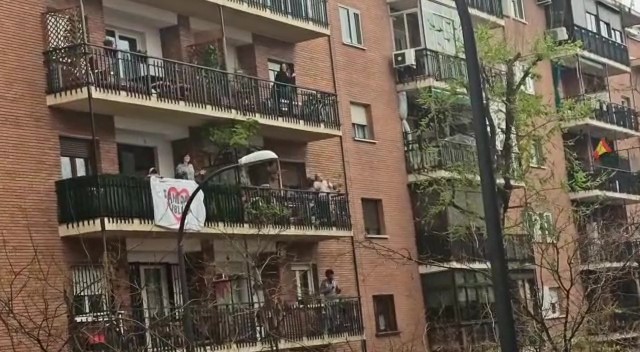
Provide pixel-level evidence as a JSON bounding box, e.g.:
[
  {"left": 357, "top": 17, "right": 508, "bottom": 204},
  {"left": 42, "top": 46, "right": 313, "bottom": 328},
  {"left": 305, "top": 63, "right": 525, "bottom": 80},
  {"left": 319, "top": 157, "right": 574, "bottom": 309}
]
[
  {"left": 130, "top": 0, "right": 330, "bottom": 42},
  {"left": 44, "top": 44, "right": 340, "bottom": 142},
  {"left": 395, "top": 48, "right": 467, "bottom": 87},
  {"left": 56, "top": 175, "right": 352, "bottom": 238},
  {"left": 569, "top": 165, "right": 640, "bottom": 203},
  {"left": 465, "top": 0, "right": 503, "bottom": 20},
  {"left": 71, "top": 298, "right": 364, "bottom": 352},
  {"left": 417, "top": 233, "right": 534, "bottom": 266},
  {"left": 568, "top": 25, "right": 630, "bottom": 73},
  {"left": 563, "top": 100, "right": 640, "bottom": 139},
  {"left": 405, "top": 137, "right": 522, "bottom": 183}
]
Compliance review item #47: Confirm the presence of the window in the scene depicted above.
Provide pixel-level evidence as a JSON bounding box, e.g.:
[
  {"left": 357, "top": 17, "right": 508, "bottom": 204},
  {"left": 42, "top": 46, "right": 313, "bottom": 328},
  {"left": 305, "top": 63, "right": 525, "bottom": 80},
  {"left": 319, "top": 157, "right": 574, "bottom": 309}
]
[
  {"left": 542, "top": 286, "right": 563, "bottom": 318},
  {"left": 373, "top": 295, "right": 398, "bottom": 333},
  {"left": 510, "top": 0, "right": 525, "bottom": 20},
  {"left": 72, "top": 266, "right": 107, "bottom": 318},
  {"left": 118, "top": 144, "right": 156, "bottom": 177},
  {"left": 339, "top": 6, "right": 363, "bottom": 46},
  {"left": 391, "top": 11, "right": 422, "bottom": 51},
  {"left": 427, "top": 13, "right": 458, "bottom": 55},
  {"left": 529, "top": 138, "right": 545, "bottom": 167},
  {"left": 612, "top": 29, "right": 624, "bottom": 44},
  {"left": 291, "top": 264, "right": 316, "bottom": 302},
  {"left": 586, "top": 13, "right": 598, "bottom": 32},
  {"left": 60, "top": 137, "right": 92, "bottom": 179},
  {"left": 362, "top": 198, "right": 384, "bottom": 236},
  {"left": 599, "top": 20, "right": 611, "bottom": 38},
  {"left": 351, "top": 103, "right": 373, "bottom": 140},
  {"left": 514, "top": 62, "right": 535, "bottom": 94},
  {"left": 622, "top": 96, "right": 631, "bottom": 108},
  {"left": 525, "top": 211, "right": 555, "bottom": 243},
  {"left": 280, "top": 161, "right": 307, "bottom": 189}
]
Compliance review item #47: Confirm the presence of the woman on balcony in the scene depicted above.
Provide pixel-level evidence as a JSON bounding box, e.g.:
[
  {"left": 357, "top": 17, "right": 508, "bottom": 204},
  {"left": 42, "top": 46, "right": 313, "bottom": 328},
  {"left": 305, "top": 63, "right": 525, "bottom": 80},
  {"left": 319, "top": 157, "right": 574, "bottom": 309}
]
[{"left": 274, "top": 63, "right": 296, "bottom": 116}]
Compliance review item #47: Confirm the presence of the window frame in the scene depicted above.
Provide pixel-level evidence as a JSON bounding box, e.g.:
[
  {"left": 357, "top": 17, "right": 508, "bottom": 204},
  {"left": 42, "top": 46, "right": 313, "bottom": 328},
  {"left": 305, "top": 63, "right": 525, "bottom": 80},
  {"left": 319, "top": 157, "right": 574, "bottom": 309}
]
[
  {"left": 612, "top": 28, "right": 624, "bottom": 44},
  {"left": 542, "top": 286, "right": 563, "bottom": 319},
  {"left": 60, "top": 137, "right": 93, "bottom": 180},
  {"left": 362, "top": 198, "right": 385, "bottom": 236},
  {"left": 510, "top": 0, "right": 525, "bottom": 21},
  {"left": 529, "top": 138, "right": 545, "bottom": 167},
  {"left": 350, "top": 102, "right": 374, "bottom": 141},
  {"left": 525, "top": 211, "right": 555, "bottom": 243},
  {"left": 586, "top": 12, "right": 598, "bottom": 32},
  {"left": 291, "top": 263, "right": 316, "bottom": 303},
  {"left": 514, "top": 62, "right": 535, "bottom": 94},
  {"left": 72, "top": 266, "right": 107, "bottom": 320},
  {"left": 599, "top": 20, "right": 611, "bottom": 38},
  {"left": 390, "top": 9, "right": 423, "bottom": 51},
  {"left": 339, "top": 5, "right": 364, "bottom": 46},
  {"left": 373, "top": 294, "right": 399, "bottom": 334}
]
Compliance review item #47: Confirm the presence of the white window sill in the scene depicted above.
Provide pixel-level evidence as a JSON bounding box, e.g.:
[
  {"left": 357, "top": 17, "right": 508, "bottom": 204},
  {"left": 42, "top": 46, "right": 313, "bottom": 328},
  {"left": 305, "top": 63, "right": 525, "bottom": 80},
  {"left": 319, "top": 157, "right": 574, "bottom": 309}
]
[
  {"left": 529, "top": 164, "right": 547, "bottom": 170},
  {"left": 544, "top": 314, "right": 565, "bottom": 320},
  {"left": 343, "top": 41, "right": 366, "bottom": 50},
  {"left": 509, "top": 16, "right": 528, "bottom": 25},
  {"left": 365, "top": 234, "right": 389, "bottom": 239},
  {"left": 354, "top": 137, "right": 378, "bottom": 144}
]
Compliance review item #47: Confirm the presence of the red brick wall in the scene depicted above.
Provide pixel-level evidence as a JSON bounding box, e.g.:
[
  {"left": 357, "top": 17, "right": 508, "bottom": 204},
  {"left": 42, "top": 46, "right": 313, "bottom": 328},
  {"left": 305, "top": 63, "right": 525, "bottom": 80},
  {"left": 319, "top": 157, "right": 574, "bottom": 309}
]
[{"left": 160, "top": 14, "right": 194, "bottom": 61}]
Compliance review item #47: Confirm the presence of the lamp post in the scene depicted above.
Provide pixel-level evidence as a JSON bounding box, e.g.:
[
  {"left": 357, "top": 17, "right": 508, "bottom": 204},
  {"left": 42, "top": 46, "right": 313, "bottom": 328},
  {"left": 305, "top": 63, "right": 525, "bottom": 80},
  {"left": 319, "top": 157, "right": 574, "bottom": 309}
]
[
  {"left": 176, "top": 150, "right": 279, "bottom": 350},
  {"left": 452, "top": 1, "right": 520, "bottom": 351}
]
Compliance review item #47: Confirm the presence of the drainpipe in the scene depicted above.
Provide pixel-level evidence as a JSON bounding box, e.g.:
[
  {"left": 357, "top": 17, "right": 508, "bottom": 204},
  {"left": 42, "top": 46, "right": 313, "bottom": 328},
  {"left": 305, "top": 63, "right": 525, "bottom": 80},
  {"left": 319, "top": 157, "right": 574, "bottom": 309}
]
[
  {"left": 78, "top": 0, "right": 111, "bottom": 313},
  {"left": 326, "top": 32, "right": 367, "bottom": 352},
  {"left": 219, "top": 6, "right": 229, "bottom": 71}
]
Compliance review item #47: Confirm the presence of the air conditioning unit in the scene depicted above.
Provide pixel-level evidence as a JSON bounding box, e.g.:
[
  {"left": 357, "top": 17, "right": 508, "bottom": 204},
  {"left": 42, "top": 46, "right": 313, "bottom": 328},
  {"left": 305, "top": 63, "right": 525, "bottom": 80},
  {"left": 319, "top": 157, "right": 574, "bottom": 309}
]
[
  {"left": 393, "top": 49, "right": 416, "bottom": 68},
  {"left": 536, "top": 0, "right": 551, "bottom": 6},
  {"left": 547, "top": 27, "right": 568, "bottom": 41}
]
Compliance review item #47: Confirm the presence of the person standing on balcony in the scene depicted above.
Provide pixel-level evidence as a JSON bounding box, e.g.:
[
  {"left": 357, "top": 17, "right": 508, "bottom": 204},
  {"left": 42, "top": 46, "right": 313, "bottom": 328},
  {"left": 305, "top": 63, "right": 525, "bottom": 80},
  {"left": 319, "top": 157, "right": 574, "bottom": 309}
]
[
  {"left": 320, "top": 269, "right": 342, "bottom": 333},
  {"left": 275, "top": 63, "right": 296, "bottom": 115},
  {"left": 175, "top": 154, "right": 205, "bottom": 181}
]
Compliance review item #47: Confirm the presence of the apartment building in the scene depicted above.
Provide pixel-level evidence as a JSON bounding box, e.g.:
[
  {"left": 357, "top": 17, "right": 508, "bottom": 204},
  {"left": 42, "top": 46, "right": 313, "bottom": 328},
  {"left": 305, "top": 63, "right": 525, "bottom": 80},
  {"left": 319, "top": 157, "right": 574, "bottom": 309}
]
[
  {"left": 389, "top": 0, "right": 640, "bottom": 349},
  {"left": 0, "top": 0, "right": 427, "bottom": 351}
]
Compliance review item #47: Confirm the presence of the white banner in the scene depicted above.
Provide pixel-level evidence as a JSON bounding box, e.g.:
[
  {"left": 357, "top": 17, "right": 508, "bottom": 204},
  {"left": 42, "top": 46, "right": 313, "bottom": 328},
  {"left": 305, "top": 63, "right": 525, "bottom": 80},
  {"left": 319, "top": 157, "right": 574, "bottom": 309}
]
[{"left": 149, "top": 177, "right": 206, "bottom": 231}]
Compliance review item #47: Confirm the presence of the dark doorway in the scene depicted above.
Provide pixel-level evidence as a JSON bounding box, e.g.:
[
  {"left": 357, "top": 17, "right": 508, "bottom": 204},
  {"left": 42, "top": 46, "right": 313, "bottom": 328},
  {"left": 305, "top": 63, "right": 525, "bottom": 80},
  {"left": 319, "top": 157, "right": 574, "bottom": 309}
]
[{"left": 118, "top": 144, "right": 156, "bottom": 176}]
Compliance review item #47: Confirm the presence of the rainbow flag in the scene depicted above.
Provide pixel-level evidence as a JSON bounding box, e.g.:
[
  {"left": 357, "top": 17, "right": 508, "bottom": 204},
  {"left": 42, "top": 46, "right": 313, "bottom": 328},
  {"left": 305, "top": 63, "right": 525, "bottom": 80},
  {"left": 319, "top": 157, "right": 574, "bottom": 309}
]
[{"left": 593, "top": 138, "right": 613, "bottom": 160}]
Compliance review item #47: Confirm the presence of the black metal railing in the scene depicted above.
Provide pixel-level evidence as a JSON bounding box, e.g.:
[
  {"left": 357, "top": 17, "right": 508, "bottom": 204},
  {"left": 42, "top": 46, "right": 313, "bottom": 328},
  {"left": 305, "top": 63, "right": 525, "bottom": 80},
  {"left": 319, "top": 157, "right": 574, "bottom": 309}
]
[
  {"left": 44, "top": 44, "right": 340, "bottom": 130},
  {"left": 466, "top": 0, "right": 503, "bottom": 18},
  {"left": 587, "top": 308, "right": 640, "bottom": 336},
  {"left": 579, "top": 239, "right": 640, "bottom": 265},
  {"left": 229, "top": 0, "right": 329, "bottom": 27},
  {"left": 70, "top": 298, "right": 363, "bottom": 352},
  {"left": 569, "top": 165, "right": 640, "bottom": 196},
  {"left": 405, "top": 138, "right": 478, "bottom": 173},
  {"left": 569, "top": 25, "right": 630, "bottom": 66},
  {"left": 396, "top": 48, "right": 467, "bottom": 84},
  {"left": 56, "top": 175, "right": 351, "bottom": 231},
  {"left": 590, "top": 100, "right": 640, "bottom": 132},
  {"left": 418, "top": 233, "right": 534, "bottom": 264}
]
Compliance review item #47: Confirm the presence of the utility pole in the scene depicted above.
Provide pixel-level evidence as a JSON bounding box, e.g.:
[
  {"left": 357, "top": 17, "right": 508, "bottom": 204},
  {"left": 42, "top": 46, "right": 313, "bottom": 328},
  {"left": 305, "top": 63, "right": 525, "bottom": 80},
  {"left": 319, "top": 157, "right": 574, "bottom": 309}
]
[{"left": 452, "top": 1, "right": 520, "bottom": 351}]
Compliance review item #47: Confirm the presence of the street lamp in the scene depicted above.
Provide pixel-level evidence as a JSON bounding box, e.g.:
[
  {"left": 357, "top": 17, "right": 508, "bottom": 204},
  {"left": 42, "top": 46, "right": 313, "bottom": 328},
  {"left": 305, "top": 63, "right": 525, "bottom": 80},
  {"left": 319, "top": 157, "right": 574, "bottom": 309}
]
[
  {"left": 452, "top": 1, "right": 519, "bottom": 351},
  {"left": 176, "top": 150, "right": 279, "bottom": 350}
]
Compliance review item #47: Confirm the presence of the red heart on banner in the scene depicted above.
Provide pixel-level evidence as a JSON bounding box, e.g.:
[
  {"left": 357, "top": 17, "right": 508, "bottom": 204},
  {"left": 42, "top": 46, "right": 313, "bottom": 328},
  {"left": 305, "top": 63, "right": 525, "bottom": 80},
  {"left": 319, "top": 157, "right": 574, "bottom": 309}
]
[{"left": 167, "top": 187, "right": 191, "bottom": 222}]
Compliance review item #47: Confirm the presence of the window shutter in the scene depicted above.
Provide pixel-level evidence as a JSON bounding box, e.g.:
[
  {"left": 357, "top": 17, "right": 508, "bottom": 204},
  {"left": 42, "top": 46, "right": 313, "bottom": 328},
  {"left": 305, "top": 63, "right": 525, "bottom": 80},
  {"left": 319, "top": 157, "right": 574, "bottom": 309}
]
[
  {"left": 312, "top": 264, "right": 319, "bottom": 295},
  {"left": 339, "top": 7, "right": 351, "bottom": 43},
  {"left": 350, "top": 103, "right": 368, "bottom": 125},
  {"left": 60, "top": 137, "right": 92, "bottom": 158},
  {"left": 542, "top": 212, "right": 555, "bottom": 242}
]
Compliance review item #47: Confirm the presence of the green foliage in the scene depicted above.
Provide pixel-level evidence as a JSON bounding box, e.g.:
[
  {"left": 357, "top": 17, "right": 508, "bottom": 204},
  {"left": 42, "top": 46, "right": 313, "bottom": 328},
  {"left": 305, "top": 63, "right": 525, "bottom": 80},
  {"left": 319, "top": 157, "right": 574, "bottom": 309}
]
[{"left": 205, "top": 119, "right": 259, "bottom": 151}]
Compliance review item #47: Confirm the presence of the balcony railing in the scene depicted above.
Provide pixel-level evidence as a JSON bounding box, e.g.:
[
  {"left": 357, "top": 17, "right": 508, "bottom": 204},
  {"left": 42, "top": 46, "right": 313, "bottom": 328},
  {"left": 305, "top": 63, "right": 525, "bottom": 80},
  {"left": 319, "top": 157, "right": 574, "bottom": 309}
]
[
  {"left": 44, "top": 44, "right": 340, "bottom": 130},
  {"left": 230, "top": 0, "right": 330, "bottom": 28},
  {"left": 396, "top": 48, "right": 467, "bottom": 84},
  {"left": 70, "top": 298, "right": 363, "bottom": 352},
  {"left": 466, "top": 0, "right": 503, "bottom": 18},
  {"left": 592, "top": 101, "right": 639, "bottom": 132},
  {"left": 418, "top": 233, "right": 534, "bottom": 264},
  {"left": 405, "top": 138, "right": 478, "bottom": 174},
  {"left": 580, "top": 239, "right": 640, "bottom": 265},
  {"left": 56, "top": 175, "right": 351, "bottom": 232},
  {"left": 587, "top": 308, "right": 640, "bottom": 336},
  {"left": 569, "top": 165, "right": 640, "bottom": 196},
  {"left": 569, "top": 25, "right": 630, "bottom": 66}
]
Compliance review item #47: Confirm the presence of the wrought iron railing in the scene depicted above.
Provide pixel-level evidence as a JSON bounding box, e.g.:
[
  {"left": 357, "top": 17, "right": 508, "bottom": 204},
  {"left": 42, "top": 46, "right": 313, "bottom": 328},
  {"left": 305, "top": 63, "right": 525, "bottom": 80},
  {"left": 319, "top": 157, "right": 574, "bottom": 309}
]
[
  {"left": 569, "top": 25, "right": 630, "bottom": 66},
  {"left": 396, "top": 48, "right": 467, "bottom": 84},
  {"left": 579, "top": 239, "right": 640, "bottom": 265},
  {"left": 229, "top": 0, "right": 329, "bottom": 27},
  {"left": 56, "top": 175, "right": 351, "bottom": 231},
  {"left": 569, "top": 165, "right": 640, "bottom": 196},
  {"left": 70, "top": 298, "right": 363, "bottom": 352},
  {"left": 418, "top": 233, "right": 535, "bottom": 264},
  {"left": 44, "top": 44, "right": 340, "bottom": 130},
  {"left": 590, "top": 100, "right": 639, "bottom": 132},
  {"left": 405, "top": 138, "right": 478, "bottom": 173},
  {"left": 466, "top": 0, "right": 503, "bottom": 18}
]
